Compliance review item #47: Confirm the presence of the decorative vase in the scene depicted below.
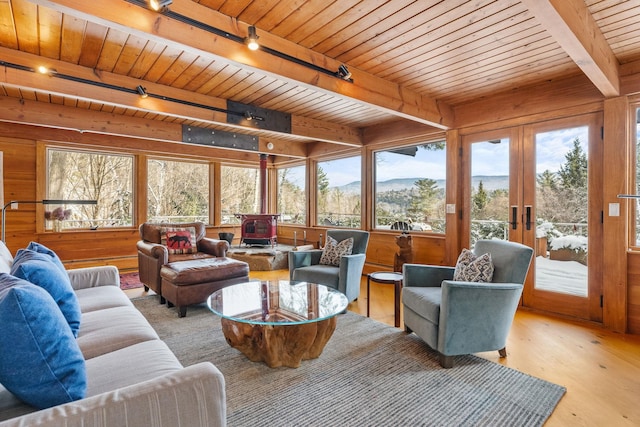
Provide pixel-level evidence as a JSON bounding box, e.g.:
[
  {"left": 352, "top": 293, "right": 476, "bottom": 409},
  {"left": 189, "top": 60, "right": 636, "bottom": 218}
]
[{"left": 53, "top": 219, "right": 63, "bottom": 232}]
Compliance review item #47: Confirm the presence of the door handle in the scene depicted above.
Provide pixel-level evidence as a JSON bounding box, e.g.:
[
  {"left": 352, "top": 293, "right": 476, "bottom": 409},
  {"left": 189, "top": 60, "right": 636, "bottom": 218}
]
[
  {"left": 510, "top": 205, "right": 518, "bottom": 230},
  {"left": 525, "top": 205, "right": 532, "bottom": 230}
]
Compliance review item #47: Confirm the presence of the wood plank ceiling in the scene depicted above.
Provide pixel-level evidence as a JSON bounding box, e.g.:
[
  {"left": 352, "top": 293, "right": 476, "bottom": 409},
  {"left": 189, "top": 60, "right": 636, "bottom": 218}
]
[{"left": 1, "top": 0, "right": 640, "bottom": 157}]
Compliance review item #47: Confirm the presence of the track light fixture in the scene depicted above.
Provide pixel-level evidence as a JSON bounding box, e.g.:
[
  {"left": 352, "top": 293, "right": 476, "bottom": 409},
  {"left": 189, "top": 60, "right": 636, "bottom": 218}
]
[
  {"left": 136, "top": 85, "right": 148, "bottom": 98},
  {"left": 37, "top": 65, "right": 57, "bottom": 76},
  {"left": 245, "top": 26, "right": 260, "bottom": 51},
  {"left": 149, "top": 0, "right": 172, "bottom": 12},
  {"left": 244, "top": 111, "right": 264, "bottom": 121},
  {"left": 336, "top": 64, "right": 352, "bottom": 81}
]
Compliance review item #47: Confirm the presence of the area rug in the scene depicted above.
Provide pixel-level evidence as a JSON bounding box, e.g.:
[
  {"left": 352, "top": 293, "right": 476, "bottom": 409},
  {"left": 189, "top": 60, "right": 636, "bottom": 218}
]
[
  {"left": 119, "top": 272, "right": 143, "bottom": 290},
  {"left": 133, "top": 297, "right": 566, "bottom": 426}
]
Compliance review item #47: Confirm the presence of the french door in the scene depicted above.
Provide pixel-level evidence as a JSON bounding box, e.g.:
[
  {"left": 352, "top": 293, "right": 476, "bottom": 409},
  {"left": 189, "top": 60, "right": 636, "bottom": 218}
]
[{"left": 461, "top": 113, "right": 603, "bottom": 322}]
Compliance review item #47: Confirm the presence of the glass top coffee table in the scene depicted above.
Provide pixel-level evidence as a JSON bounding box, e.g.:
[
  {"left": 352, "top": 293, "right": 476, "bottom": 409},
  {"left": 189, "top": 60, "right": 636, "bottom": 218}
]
[{"left": 207, "top": 280, "right": 348, "bottom": 368}]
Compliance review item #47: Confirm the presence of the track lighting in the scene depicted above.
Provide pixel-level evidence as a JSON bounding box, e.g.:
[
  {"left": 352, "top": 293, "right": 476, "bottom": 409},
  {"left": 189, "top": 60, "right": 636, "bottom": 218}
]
[
  {"left": 37, "top": 66, "right": 57, "bottom": 76},
  {"left": 336, "top": 64, "right": 352, "bottom": 81},
  {"left": 136, "top": 85, "right": 148, "bottom": 98},
  {"left": 149, "top": 0, "right": 172, "bottom": 11},
  {"left": 245, "top": 26, "right": 260, "bottom": 51},
  {"left": 244, "top": 111, "right": 264, "bottom": 121}
]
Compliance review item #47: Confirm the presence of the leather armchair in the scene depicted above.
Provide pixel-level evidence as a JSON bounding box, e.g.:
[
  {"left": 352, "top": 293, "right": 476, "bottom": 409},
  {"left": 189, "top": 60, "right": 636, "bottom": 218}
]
[
  {"left": 402, "top": 239, "right": 533, "bottom": 368},
  {"left": 288, "top": 229, "right": 370, "bottom": 302},
  {"left": 137, "top": 222, "right": 228, "bottom": 303}
]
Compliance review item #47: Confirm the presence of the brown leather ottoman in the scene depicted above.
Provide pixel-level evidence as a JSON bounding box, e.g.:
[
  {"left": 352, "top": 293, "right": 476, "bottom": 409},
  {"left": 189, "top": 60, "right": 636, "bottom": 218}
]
[{"left": 160, "top": 257, "right": 250, "bottom": 317}]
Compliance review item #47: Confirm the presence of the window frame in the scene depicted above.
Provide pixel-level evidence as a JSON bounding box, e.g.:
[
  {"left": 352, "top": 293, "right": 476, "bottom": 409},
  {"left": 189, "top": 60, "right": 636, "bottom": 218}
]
[
  {"left": 45, "top": 145, "right": 135, "bottom": 230},
  {"left": 371, "top": 140, "right": 447, "bottom": 234},
  {"left": 314, "top": 155, "right": 363, "bottom": 229}
]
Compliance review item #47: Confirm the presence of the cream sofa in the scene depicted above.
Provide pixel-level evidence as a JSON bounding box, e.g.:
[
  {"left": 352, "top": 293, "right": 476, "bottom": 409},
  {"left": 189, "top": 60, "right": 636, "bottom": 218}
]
[{"left": 0, "top": 242, "right": 226, "bottom": 427}]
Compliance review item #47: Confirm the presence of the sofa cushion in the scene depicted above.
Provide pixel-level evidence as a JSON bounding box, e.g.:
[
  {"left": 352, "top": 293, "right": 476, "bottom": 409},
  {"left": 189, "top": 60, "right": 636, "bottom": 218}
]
[
  {"left": 0, "top": 274, "right": 86, "bottom": 409},
  {"left": 10, "top": 249, "right": 81, "bottom": 337},
  {"left": 75, "top": 285, "right": 133, "bottom": 313},
  {"left": 26, "top": 241, "right": 69, "bottom": 277},
  {"left": 78, "top": 306, "right": 160, "bottom": 359},
  {"left": 85, "top": 340, "right": 182, "bottom": 397},
  {"left": 319, "top": 236, "right": 353, "bottom": 266},
  {"left": 453, "top": 248, "right": 494, "bottom": 282},
  {"left": 161, "top": 226, "right": 198, "bottom": 255}
]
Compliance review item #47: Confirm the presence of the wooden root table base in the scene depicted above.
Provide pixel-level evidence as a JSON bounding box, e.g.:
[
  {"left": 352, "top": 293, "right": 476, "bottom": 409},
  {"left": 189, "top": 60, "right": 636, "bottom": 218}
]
[{"left": 221, "top": 317, "right": 337, "bottom": 368}]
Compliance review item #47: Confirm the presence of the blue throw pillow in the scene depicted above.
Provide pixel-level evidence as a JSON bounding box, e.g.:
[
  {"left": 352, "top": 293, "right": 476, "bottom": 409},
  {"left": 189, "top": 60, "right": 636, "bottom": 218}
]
[
  {"left": 10, "top": 249, "right": 81, "bottom": 337},
  {"left": 26, "top": 241, "right": 68, "bottom": 277},
  {"left": 0, "top": 274, "right": 86, "bottom": 409}
]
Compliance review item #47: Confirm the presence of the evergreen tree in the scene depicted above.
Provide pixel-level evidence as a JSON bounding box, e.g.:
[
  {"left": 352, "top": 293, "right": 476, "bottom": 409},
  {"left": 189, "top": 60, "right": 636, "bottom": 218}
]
[
  {"left": 558, "top": 138, "right": 587, "bottom": 189},
  {"left": 473, "top": 180, "right": 488, "bottom": 211},
  {"left": 407, "top": 178, "right": 438, "bottom": 222},
  {"left": 537, "top": 170, "right": 558, "bottom": 189}
]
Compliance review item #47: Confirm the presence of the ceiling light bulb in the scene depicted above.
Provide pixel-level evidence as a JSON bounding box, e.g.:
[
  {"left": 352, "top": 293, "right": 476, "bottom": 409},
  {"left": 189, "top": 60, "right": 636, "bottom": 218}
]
[
  {"left": 246, "top": 26, "right": 260, "bottom": 51},
  {"left": 149, "top": 0, "right": 172, "bottom": 11}
]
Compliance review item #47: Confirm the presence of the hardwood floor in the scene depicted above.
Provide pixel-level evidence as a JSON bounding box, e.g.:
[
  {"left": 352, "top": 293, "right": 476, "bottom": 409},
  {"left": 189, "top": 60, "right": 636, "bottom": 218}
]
[{"left": 128, "top": 269, "right": 640, "bottom": 426}]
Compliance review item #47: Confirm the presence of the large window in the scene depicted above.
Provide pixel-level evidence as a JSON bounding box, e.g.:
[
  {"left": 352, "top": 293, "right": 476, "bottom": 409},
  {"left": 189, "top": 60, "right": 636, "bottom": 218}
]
[
  {"left": 47, "top": 148, "right": 133, "bottom": 229},
  {"left": 631, "top": 108, "right": 640, "bottom": 246},
  {"left": 278, "top": 165, "right": 306, "bottom": 224},
  {"left": 316, "top": 156, "right": 361, "bottom": 228},
  {"left": 221, "top": 165, "right": 259, "bottom": 224},
  {"left": 374, "top": 142, "right": 446, "bottom": 233},
  {"left": 147, "top": 158, "right": 209, "bottom": 223}
]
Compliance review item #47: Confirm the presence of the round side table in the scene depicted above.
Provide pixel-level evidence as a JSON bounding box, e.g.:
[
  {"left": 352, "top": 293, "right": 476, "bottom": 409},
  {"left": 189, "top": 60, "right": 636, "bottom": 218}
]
[{"left": 367, "top": 271, "right": 403, "bottom": 327}]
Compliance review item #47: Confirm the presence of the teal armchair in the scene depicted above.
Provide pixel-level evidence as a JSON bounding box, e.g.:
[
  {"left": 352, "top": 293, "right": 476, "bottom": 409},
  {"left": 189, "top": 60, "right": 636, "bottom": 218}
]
[
  {"left": 288, "top": 229, "right": 370, "bottom": 302},
  {"left": 402, "top": 239, "right": 533, "bottom": 368}
]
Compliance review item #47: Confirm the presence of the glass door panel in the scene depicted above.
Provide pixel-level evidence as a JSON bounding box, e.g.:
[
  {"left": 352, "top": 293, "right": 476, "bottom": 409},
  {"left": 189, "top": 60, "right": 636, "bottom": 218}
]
[
  {"left": 534, "top": 127, "right": 589, "bottom": 297},
  {"left": 470, "top": 138, "right": 511, "bottom": 246},
  {"left": 522, "top": 114, "right": 602, "bottom": 321}
]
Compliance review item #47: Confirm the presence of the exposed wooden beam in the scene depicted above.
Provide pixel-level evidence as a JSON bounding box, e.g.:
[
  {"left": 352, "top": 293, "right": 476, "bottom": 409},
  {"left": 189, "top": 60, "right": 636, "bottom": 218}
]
[
  {"left": 454, "top": 74, "right": 603, "bottom": 130},
  {"left": 26, "top": 0, "right": 453, "bottom": 129},
  {"left": 363, "top": 120, "right": 445, "bottom": 148},
  {"left": 0, "top": 96, "right": 307, "bottom": 158},
  {"left": 520, "top": 0, "right": 619, "bottom": 97},
  {"left": 0, "top": 46, "right": 359, "bottom": 147}
]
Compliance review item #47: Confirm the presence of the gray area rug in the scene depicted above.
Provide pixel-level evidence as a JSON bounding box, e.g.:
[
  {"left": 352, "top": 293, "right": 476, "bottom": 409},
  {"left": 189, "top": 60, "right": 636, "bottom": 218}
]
[{"left": 133, "top": 296, "right": 565, "bottom": 427}]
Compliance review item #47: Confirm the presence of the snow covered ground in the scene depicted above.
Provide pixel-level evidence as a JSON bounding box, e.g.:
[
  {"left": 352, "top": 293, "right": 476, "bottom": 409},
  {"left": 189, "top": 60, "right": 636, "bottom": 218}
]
[{"left": 534, "top": 256, "right": 588, "bottom": 297}]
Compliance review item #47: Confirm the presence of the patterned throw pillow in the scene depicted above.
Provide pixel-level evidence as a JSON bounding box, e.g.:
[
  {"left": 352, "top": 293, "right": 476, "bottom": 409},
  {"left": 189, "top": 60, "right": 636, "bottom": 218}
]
[
  {"left": 161, "top": 226, "right": 197, "bottom": 255},
  {"left": 453, "top": 248, "right": 494, "bottom": 282},
  {"left": 319, "top": 236, "right": 354, "bottom": 266}
]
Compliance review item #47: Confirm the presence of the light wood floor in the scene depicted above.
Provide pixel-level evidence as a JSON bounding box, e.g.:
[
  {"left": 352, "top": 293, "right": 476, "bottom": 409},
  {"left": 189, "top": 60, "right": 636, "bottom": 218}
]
[{"left": 127, "top": 269, "right": 640, "bottom": 426}]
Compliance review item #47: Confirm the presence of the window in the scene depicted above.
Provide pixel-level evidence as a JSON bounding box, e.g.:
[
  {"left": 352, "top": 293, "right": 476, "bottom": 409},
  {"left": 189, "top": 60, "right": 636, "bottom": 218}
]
[
  {"left": 373, "top": 142, "right": 446, "bottom": 233},
  {"left": 147, "top": 158, "right": 209, "bottom": 223},
  {"left": 47, "top": 148, "right": 133, "bottom": 229},
  {"left": 278, "top": 165, "right": 306, "bottom": 224},
  {"left": 316, "top": 156, "right": 361, "bottom": 228},
  {"left": 630, "top": 108, "right": 640, "bottom": 246},
  {"left": 221, "top": 165, "right": 259, "bottom": 224}
]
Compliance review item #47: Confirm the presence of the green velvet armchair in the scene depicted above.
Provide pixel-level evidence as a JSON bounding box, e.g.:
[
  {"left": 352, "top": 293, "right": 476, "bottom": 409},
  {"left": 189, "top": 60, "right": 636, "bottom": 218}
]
[
  {"left": 402, "top": 239, "right": 533, "bottom": 368},
  {"left": 288, "top": 229, "right": 370, "bottom": 302}
]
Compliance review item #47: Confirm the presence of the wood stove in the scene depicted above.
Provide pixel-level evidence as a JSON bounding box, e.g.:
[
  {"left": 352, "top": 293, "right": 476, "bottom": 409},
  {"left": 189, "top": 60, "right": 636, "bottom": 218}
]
[{"left": 236, "top": 213, "right": 280, "bottom": 247}]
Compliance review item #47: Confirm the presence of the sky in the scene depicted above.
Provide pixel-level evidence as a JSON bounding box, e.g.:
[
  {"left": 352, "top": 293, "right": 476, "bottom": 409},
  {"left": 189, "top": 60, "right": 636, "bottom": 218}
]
[{"left": 282, "top": 125, "right": 590, "bottom": 187}]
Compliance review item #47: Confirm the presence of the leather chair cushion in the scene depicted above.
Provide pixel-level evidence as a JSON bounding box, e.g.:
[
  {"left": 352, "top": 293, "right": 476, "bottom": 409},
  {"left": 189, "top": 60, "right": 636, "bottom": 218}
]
[{"left": 160, "top": 258, "right": 249, "bottom": 286}]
